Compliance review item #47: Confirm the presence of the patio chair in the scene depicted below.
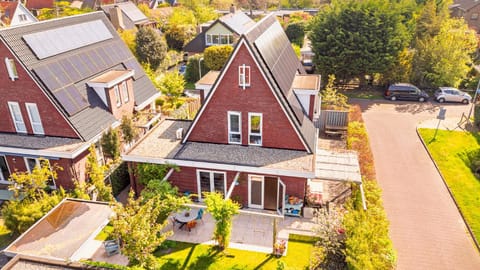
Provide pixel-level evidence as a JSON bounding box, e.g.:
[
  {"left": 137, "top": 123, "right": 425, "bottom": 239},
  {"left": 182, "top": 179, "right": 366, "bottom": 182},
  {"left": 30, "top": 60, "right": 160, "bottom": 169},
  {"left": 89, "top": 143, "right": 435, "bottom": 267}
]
[
  {"left": 104, "top": 240, "right": 120, "bottom": 256},
  {"left": 171, "top": 216, "right": 183, "bottom": 230},
  {"left": 195, "top": 208, "right": 204, "bottom": 224},
  {"left": 186, "top": 220, "right": 197, "bottom": 232}
]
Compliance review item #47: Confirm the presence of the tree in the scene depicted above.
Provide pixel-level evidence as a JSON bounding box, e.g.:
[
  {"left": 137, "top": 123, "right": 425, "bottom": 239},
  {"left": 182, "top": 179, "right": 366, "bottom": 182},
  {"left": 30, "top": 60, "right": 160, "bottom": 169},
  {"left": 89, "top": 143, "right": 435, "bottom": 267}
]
[
  {"left": 309, "top": 0, "right": 408, "bottom": 83},
  {"left": 165, "top": 25, "right": 195, "bottom": 51},
  {"left": 185, "top": 55, "right": 210, "bottom": 83},
  {"left": 321, "top": 75, "right": 348, "bottom": 110},
  {"left": 120, "top": 115, "right": 137, "bottom": 144},
  {"left": 111, "top": 193, "right": 170, "bottom": 268},
  {"left": 167, "top": 6, "right": 196, "bottom": 27},
  {"left": 37, "top": 1, "right": 92, "bottom": 20},
  {"left": 194, "top": 5, "right": 219, "bottom": 24},
  {"left": 204, "top": 192, "right": 239, "bottom": 250},
  {"left": 101, "top": 128, "right": 120, "bottom": 161},
  {"left": 204, "top": 45, "right": 234, "bottom": 70},
  {"left": 285, "top": 21, "right": 306, "bottom": 47},
  {"left": 159, "top": 71, "right": 186, "bottom": 108},
  {"left": 137, "top": 3, "right": 151, "bottom": 18},
  {"left": 412, "top": 18, "right": 477, "bottom": 87},
  {"left": 118, "top": 29, "right": 137, "bottom": 56},
  {"left": 85, "top": 145, "right": 114, "bottom": 202},
  {"left": 135, "top": 27, "right": 167, "bottom": 70}
]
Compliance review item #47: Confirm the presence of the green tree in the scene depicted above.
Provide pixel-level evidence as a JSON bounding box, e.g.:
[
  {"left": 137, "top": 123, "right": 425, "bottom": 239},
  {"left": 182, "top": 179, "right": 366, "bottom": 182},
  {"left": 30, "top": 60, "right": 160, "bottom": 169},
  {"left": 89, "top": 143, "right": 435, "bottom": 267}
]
[
  {"left": 118, "top": 29, "right": 137, "bottom": 56},
  {"left": 167, "top": 6, "right": 196, "bottom": 27},
  {"left": 185, "top": 55, "right": 210, "bottom": 83},
  {"left": 204, "top": 45, "right": 234, "bottom": 70},
  {"left": 309, "top": 0, "right": 408, "bottom": 83},
  {"left": 137, "top": 3, "right": 151, "bottom": 18},
  {"left": 135, "top": 27, "right": 167, "bottom": 70},
  {"left": 412, "top": 18, "right": 477, "bottom": 87},
  {"left": 120, "top": 115, "right": 137, "bottom": 144},
  {"left": 415, "top": 0, "right": 443, "bottom": 40},
  {"left": 37, "top": 1, "right": 92, "bottom": 20},
  {"left": 165, "top": 25, "right": 195, "bottom": 51},
  {"left": 194, "top": 5, "right": 219, "bottom": 24},
  {"left": 85, "top": 145, "right": 114, "bottom": 202},
  {"left": 321, "top": 75, "right": 348, "bottom": 110},
  {"left": 101, "top": 128, "right": 120, "bottom": 161},
  {"left": 159, "top": 71, "right": 186, "bottom": 107},
  {"left": 204, "top": 192, "right": 239, "bottom": 250},
  {"left": 285, "top": 21, "right": 305, "bottom": 47},
  {"left": 111, "top": 193, "right": 169, "bottom": 268}
]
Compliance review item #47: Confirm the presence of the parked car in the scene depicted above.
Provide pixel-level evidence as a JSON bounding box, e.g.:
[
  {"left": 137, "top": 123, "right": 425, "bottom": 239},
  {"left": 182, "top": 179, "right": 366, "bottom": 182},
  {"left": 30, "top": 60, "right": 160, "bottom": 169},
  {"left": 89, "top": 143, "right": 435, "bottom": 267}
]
[
  {"left": 384, "top": 83, "right": 429, "bottom": 102},
  {"left": 434, "top": 87, "right": 471, "bottom": 104},
  {"left": 178, "top": 64, "right": 187, "bottom": 76}
]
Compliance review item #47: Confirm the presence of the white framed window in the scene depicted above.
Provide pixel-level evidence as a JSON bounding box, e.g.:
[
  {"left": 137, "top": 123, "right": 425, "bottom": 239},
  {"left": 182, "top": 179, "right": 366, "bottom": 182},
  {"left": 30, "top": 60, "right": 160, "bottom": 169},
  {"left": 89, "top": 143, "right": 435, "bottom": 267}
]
[
  {"left": 4, "top": 57, "right": 18, "bottom": 81},
  {"left": 239, "top": 64, "right": 250, "bottom": 89},
  {"left": 0, "top": 156, "right": 11, "bottom": 183},
  {"left": 114, "top": 85, "right": 121, "bottom": 107},
  {"left": 8, "top": 101, "right": 27, "bottom": 133},
  {"left": 25, "top": 158, "right": 56, "bottom": 189},
  {"left": 472, "top": 13, "right": 479, "bottom": 20},
  {"left": 18, "top": 14, "right": 27, "bottom": 22},
  {"left": 228, "top": 111, "right": 241, "bottom": 144},
  {"left": 206, "top": 34, "right": 212, "bottom": 45},
  {"left": 249, "top": 112, "right": 262, "bottom": 146},
  {"left": 120, "top": 81, "right": 129, "bottom": 103},
  {"left": 196, "top": 170, "right": 226, "bottom": 201},
  {"left": 25, "top": 103, "right": 44, "bottom": 135}
]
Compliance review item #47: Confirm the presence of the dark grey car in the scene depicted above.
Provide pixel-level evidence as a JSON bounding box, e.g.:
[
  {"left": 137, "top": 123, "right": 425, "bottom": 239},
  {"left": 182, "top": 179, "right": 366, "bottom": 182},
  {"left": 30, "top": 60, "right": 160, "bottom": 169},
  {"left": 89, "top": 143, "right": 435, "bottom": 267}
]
[{"left": 384, "top": 83, "right": 429, "bottom": 102}]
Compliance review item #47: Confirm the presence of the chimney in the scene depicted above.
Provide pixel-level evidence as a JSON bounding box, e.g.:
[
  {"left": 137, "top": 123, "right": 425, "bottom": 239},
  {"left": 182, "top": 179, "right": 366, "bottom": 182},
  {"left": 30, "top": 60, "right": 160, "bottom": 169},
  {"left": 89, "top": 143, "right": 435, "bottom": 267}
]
[
  {"left": 110, "top": 6, "right": 125, "bottom": 30},
  {"left": 230, "top": 4, "right": 236, "bottom": 14}
]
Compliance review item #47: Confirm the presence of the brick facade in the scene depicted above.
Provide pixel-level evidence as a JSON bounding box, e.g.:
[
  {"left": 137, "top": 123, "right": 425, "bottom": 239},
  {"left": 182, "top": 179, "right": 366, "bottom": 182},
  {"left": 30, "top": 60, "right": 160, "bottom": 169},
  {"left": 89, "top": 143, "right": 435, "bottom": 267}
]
[
  {"left": 186, "top": 43, "right": 306, "bottom": 151},
  {"left": 105, "top": 78, "right": 135, "bottom": 120},
  {"left": 0, "top": 42, "right": 78, "bottom": 138}
]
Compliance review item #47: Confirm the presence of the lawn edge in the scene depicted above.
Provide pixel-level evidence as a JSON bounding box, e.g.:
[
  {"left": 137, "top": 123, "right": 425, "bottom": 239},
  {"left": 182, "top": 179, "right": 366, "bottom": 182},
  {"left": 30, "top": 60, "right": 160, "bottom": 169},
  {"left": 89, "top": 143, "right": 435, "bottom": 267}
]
[{"left": 416, "top": 127, "right": 480, "bottom": 254}]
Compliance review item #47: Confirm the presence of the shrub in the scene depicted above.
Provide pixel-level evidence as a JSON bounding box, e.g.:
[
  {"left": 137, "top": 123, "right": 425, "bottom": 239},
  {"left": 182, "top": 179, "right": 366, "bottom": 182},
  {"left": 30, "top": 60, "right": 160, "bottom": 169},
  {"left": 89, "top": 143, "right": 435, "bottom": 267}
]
[
  {"left": 474, "top": 104, "right": 480, "bottom": 128},
  {"left": 120, "top": 115, "right": 137, "bottom": 144},
  {"left": 101, "top": 128, "right": 120, "bottom": 161},
  {"left": 185, "top": 55, "right": 210, "bottom": 83},
  {"left": 204, "top": 192, "right": 239, "bottom": 249},
  {"left": 109, "top": 162, "right": 130, "bottom": 196},
  {"left": 204, "top": 45, "right": 233, "bottom": 71},
  {"left": 135, "top": 27, "right": 167, "bottom": 70},
  {"left": 285, "top": 21, "right": 305, "bottom": 46}
]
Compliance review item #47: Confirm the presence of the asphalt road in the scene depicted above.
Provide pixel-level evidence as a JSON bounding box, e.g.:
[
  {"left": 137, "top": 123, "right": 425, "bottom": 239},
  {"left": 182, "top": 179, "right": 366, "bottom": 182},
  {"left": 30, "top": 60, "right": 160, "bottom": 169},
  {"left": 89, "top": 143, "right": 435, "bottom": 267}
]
[{"left": 355, "top": 99, "right": 480, "bottom": 269}]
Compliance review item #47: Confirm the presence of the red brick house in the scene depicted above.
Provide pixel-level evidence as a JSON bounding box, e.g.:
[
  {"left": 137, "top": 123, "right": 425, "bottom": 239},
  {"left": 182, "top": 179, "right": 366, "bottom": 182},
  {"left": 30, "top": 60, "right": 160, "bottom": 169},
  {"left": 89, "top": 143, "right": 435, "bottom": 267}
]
[
  {"left": 124, "top": 14, "right": 361, "bottom": 216},
  {"left": 0, "top": 12, "right": 159, "bottom": 189},
  {"left": 450, "top": 0, "right": 480, "bottom": 33},
  {"left": 0, "top": 1, "right": 37, "bottom": 27}
]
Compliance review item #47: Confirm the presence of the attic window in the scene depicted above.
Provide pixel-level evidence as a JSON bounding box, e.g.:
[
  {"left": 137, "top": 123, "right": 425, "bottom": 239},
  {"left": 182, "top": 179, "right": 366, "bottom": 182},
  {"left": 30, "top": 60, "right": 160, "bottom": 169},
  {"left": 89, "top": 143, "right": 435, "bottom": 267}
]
[
  {"left": 4, "top": 58, "right": 18, "bottom": 81},
  {"left": 238, "top": 64, "right": 250, "bottom": 89},
  {"left": 472, "top": 13, "right": 479, "bottom": 20}
]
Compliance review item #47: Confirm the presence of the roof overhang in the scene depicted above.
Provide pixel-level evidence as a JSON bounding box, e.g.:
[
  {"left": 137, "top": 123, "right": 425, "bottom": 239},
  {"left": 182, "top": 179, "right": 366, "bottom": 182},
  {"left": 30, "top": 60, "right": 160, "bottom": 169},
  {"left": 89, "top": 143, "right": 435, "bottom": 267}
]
[
  {"left": 87, "top": 70, "right": 134, "bottom": 88},
  {"left": 134, "top": 91, "right": 161, "bottom": 111}
]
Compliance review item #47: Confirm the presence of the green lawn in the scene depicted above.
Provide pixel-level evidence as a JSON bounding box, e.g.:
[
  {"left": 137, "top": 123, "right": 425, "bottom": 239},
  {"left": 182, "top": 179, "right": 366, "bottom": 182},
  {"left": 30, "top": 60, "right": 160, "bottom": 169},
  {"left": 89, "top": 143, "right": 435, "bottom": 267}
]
[
  {"left": 95, "top": 224, "right": 114, "bottom": 241},
  {"left": 155, "top": 234, "right": 316, "bottom": 270},
  {"left": 339, "top": 88, "right": 384, "bottom": 100},
  {"left": 418, "top": 128, "right": 480, "bottom": 242}
]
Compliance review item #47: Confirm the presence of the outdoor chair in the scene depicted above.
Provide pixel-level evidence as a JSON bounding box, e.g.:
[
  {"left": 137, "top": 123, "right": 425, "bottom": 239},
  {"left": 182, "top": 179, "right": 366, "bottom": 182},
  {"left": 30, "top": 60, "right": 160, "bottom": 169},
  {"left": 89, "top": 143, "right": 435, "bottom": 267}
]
[
  {"left": 171, "top": 216, "right": 183, "bottom": 230},
  {"left": 195, "top": 208, "right": 204, "bottom": 224},
  {"left": 104, "top": 240, "right": 120, "bottom": 256},
  {"left": 186, "top": 220, "right": 197, "bottom": 232}
]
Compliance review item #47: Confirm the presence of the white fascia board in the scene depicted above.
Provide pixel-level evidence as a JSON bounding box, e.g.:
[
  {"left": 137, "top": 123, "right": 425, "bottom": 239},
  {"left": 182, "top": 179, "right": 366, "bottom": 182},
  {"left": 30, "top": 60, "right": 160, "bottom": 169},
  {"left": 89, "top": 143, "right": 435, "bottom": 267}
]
[
  {"left": 121, "top": 155, "right": 316, "bottom": 179},
  {"left": 87, "top": 70, "right": 135, "bottom": 89},
  {"left": 134, "top": 91, "right": 161, "bottom": 111},
  {"left": 293, "top": 89, "right": 318, "bottom": 95}
]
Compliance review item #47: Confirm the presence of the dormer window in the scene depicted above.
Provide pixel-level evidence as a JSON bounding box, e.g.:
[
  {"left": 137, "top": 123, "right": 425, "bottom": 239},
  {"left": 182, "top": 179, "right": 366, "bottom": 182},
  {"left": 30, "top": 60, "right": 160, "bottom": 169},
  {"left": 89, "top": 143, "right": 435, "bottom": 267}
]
[
  {"left": 120, "top": 81, "right": 129, "bottom": 103},
  {"left": 239, "top": 64, "right": 250, "bottom": 89},
  {"left": 5, "top": 57, "right": 18, "bottom": 81},
  {"left": 114, "top": 85, "right": 121, "bottom": 107}
]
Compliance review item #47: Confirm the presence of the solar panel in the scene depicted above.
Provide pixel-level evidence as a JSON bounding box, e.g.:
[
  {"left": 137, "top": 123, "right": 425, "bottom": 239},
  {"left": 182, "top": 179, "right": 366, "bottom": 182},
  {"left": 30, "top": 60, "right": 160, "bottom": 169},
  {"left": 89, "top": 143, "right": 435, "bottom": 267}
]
[
  {"left": 53, "top": 89, "right": 78, "bottom": 115},
  {"left": 23, "top": 20, "right": 113, "bottom": 59},
  {"left": 59, "top": 58, "right": 82, "bottom": 82},
  {"left": 65, "top": 85, "right": 88, "bottom": 108},
  {"left": 34, "top": 65, "right": 62, "bottom": 90}
]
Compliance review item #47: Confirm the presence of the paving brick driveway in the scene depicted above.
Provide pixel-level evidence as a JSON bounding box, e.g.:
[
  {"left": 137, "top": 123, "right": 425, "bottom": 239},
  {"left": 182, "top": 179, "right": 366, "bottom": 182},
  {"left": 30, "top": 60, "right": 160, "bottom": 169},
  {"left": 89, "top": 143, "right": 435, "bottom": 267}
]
[{"left": 355, "top": 99, "right": 480, "bottom": 270}]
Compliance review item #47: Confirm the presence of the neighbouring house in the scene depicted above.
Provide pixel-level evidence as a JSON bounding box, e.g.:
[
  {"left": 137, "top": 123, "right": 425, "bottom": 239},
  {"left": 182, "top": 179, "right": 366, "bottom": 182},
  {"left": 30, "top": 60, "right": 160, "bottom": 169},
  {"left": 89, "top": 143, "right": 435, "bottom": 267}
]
[
  {"left": 183, "top": 5, "right": 255, "bottom": 55},
  {"left": 0, "top": 12, "right": 159, "bottom": 190},
  {"left": 124, "top": 14, "right": 362, "bottom": 217},
  {"left": 0, "top": 1, "right": 37, "bottom": 27},
  {"left": 101, "top": 1, "right": 155, "bottom": 31},
  {"left": 2, "top": 198, "right": 125, "bottom": 265},
  {"left": 450, "top": 0, "right": 480, "bottom": 33}
]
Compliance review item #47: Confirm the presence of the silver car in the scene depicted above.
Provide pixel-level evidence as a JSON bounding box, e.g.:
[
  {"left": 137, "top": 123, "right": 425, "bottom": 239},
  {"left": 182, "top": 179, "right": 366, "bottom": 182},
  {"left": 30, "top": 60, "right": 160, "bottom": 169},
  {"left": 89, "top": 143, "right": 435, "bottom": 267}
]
[{"left": 434, "top": 87, "right": 472, "bottom": 104}]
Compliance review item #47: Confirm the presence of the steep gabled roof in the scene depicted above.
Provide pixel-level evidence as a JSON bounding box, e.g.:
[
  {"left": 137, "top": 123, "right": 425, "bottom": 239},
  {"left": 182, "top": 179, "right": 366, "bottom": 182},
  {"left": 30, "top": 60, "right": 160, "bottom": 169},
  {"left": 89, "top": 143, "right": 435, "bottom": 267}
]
[
  {"left": 0, "top": 12, "right": 158, "bottom": 141},
  {"left": 25, "top": 0, "right": 54, "bottom": 10},
  {"left": 0, "top": 1, "right": 18, "bottom": 25},
  {"left": 183, "top": 14, "right": 317, "bottom": 153},
  {"left": 101, "top": 1, "right": 149, "bottom": 29},
  {"left": 218, "top": 11, "right": 256, "bottom": 34}
]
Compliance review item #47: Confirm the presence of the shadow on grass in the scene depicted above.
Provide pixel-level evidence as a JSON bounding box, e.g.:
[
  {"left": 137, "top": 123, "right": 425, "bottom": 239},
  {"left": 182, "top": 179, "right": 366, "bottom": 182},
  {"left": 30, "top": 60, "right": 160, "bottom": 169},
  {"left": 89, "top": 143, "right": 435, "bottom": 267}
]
[
  {"left": 186, "top": 246, "right": 221, "bottom": 270},
  {"left": 253, "top": 254, "right": 275, "bottom": 270}
]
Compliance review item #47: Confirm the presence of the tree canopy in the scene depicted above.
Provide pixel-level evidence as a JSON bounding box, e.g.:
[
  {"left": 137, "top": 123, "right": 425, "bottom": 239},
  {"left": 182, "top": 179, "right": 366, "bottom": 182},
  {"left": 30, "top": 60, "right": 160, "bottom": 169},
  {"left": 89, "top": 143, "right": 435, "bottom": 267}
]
[
  {"left": 135, "top": 27, "right": 167, "bottom": 70},
  {"left": 204, "top": 45, "right": 234, "bottom": 70}
]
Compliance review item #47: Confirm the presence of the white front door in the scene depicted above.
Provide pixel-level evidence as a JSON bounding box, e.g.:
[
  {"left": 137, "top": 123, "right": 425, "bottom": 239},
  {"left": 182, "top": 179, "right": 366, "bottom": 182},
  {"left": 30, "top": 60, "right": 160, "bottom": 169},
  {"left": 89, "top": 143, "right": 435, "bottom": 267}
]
[
  {"left": 197, "top": 170, "right": 226, "bottom": 201},
  {"left": 248, "top": 175, "right": 264, "bottom": 209}
]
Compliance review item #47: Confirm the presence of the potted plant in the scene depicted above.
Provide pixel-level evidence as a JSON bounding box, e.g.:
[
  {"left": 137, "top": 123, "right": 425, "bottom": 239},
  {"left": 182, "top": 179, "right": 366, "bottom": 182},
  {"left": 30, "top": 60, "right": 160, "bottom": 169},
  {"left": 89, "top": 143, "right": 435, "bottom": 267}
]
[{"left": 273, "top": 239, "right": 286, "bottom": 257}]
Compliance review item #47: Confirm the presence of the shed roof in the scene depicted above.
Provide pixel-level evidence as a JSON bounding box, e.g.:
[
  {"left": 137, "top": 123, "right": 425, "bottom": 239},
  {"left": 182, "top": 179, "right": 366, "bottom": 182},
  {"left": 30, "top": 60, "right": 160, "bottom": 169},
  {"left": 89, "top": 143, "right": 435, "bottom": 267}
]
[{"left": 4, "top": 199, "right": 112, "bottom": 261}]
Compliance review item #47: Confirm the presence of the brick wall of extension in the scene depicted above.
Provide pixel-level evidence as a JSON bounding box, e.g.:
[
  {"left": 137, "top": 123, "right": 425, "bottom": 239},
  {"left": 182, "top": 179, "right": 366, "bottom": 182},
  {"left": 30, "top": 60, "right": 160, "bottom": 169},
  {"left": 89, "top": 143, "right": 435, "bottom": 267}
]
[{"left": 186, "top": 43, "right": 307, "bottom": 151}]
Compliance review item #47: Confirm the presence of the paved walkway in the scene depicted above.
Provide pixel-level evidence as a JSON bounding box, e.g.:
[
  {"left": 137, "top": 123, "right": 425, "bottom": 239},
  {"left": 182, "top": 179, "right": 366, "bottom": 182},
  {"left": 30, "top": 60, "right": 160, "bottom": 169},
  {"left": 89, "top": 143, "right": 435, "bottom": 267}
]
[{"left": 356, "top": 99, "right": 480, "bottom": 269}]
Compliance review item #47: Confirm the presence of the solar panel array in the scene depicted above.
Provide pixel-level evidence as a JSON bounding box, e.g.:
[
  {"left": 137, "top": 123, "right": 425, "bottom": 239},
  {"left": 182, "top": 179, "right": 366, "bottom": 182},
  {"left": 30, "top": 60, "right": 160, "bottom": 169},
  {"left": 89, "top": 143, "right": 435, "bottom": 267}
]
[
  {"left": 33, "top": 41, "right": 135, "bottom": 116},
  {"left": 23, "top": 20, "right": 113, "bottom": 60},
  {"left": 254, "top": 21, "right": 305, "bottom": 124}
]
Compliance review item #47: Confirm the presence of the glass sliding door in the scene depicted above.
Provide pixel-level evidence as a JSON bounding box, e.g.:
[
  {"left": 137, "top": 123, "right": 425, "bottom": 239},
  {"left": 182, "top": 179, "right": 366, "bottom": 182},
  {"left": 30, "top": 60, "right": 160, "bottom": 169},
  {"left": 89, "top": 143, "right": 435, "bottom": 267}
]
[{"left": 197, "top": 170, "right": 226, "bottom": 201}]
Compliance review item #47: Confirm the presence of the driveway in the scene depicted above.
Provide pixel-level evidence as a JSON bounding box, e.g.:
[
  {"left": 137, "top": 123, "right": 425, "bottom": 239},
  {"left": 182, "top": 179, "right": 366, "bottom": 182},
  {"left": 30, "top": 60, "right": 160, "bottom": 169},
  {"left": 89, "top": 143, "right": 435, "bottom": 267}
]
[{"left": 355, "top": 99, "right": 480, "bottom": 269}]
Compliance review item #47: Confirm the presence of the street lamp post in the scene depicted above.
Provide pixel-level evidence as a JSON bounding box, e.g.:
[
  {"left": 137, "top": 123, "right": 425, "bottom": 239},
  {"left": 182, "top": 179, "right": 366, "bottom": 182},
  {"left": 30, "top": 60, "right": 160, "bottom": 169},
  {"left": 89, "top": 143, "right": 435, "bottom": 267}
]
[{"left": 198, "top": 57, "right": 204, "bottom": 80}]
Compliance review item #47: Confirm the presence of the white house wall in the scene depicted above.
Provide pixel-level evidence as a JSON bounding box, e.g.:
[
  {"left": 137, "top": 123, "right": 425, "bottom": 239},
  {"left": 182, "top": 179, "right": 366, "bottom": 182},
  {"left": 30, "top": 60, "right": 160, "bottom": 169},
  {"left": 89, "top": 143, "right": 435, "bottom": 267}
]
[
  {"left": 10, "top": 4, "right": 37, "bottom": 26},
  {"left": 206, "top": 23, "right": 232, "bottom": 36}
]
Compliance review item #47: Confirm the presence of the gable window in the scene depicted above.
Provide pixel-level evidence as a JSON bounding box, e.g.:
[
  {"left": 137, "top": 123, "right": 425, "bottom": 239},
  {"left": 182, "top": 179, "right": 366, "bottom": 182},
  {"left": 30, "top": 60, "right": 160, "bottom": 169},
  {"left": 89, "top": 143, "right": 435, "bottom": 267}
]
[
  {"left": 120, "top": 81, "right": 129, "bottom": 103},
  {"left": 228, "top": 111, "right": 241, "bottom": 144},
  {"left": 206, "top": 34, "right": 233, "bottom": 45},
  {"left": 4, "top": 57, "right": 18, "bottom": 81},
  {"left": 25, "top": 158, "right": 56, "bottom": 188},
  {"left": 25, "top": 103, "right": 44, "bottom": 135},
  {"left": 18, "top": 14, "right": 27, "bottom": 22},
  {"left": 8, "top": 102, "right": 27, "bottom": 133},
  {"left": 249, "top": 113, "right": 262, "bottom": 146},
  {"left": 239, "top": 64, "right": 250, "bottom": 89},
  {"left": 197, "top": 170, "right": 226, "bottom": 201},
  {"left": 114, "top": 85, "right": 121, "bottom": 107},
  {"left": 0, "top": 156, "right": 10, "bottom": 183},
  {"left": 472, "top": 13, "right": 479, "bottom": 20}
]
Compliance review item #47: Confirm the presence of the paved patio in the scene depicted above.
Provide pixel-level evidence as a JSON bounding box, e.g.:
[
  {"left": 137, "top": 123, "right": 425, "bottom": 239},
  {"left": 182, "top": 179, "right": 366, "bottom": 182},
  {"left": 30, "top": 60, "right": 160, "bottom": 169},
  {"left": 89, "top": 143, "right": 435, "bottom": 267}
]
[{"left": 168, "top": 206, "right": 318, "bottom": 254}]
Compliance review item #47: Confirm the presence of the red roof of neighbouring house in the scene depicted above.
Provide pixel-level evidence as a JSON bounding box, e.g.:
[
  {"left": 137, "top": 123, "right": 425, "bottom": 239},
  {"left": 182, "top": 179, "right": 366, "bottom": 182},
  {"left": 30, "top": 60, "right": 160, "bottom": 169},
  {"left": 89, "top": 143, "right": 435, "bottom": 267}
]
[
  {"left": 0, "top": 1, "right": 18, "bottom": 25},
  {"left": 25, "top": 0, "right": 54, "bottom": 10}
]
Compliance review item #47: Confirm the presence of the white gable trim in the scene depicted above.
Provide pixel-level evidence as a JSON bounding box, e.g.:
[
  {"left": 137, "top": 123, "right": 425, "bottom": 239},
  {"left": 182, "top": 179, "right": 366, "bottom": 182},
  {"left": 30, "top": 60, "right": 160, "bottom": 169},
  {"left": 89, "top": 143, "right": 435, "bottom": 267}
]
[{"left": 182, "top": 38, "right": 312, "bottom": 153}]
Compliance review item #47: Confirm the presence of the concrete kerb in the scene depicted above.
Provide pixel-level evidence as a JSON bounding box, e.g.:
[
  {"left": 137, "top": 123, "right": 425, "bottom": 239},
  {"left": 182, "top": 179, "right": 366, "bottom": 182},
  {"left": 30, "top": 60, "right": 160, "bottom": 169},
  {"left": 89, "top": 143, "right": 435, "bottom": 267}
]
[{"left": 415, "top": 126, "right": 480, "bottom": 254}]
